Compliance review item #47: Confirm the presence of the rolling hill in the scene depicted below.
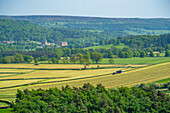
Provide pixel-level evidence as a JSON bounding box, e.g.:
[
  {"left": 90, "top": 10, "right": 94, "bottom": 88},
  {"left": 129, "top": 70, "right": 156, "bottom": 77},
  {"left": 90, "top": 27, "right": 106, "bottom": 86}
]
[{"left": 1, "top": 15, "right": 170, "bottom": 36}]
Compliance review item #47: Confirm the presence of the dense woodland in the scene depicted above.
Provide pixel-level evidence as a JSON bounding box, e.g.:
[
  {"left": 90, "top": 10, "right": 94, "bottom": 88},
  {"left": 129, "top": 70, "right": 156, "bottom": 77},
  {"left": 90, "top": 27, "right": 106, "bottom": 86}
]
[
  {"left": 13, "top": 83, "right": 170, "bottom": 113},
  {"left": 1, "top": 15, "right": 170, "bottom": 31}
]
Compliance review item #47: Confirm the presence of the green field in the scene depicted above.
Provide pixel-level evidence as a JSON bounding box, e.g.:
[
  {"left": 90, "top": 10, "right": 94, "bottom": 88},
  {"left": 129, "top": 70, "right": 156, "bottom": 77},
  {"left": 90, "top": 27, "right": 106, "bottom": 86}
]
[
  {"left": 100, "top": 57, "right": 170, "bottom": 64},
  {"left": 0, "top": 108, "right": 13, "bottom": 113},
  {"left": 84, "top": 43, "right": 128, "bottom": 49},
  {"left": 31, "top": 57, "right": 170, "bottom": 65},
  {"left": 154, "top": 78, "right": 170, "bottom": 83}
]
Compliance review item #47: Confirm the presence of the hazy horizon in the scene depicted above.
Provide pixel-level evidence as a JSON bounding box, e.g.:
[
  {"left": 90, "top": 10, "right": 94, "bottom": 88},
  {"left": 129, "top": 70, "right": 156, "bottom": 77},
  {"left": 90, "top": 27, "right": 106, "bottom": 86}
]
[
  {"left": 0, "top": 14, "right": 170, "bottom": 19},
  {"left": 0, "top": 0, "right": 170, "bottom": 18}
]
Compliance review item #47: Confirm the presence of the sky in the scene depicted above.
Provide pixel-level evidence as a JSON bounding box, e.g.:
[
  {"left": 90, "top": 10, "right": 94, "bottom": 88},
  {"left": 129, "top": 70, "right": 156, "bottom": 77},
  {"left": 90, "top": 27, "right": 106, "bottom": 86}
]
[{"left": 0, "top": 0, "right": 169, "bottom": 18}]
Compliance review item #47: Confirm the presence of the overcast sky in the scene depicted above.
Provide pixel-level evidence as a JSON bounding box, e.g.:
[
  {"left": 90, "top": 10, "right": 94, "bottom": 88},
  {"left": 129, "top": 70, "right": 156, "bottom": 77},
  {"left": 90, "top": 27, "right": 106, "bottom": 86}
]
[{"left": 0, "top": 0, "right": 169, "bottom": 18}]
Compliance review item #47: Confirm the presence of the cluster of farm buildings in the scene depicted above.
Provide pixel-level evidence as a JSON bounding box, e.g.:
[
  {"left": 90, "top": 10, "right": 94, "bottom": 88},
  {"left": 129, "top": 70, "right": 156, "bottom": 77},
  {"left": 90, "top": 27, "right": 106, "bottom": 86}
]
[
  {"left": 37, "top": 41, "right": 68, "bottom": 48},
  {"left": 0, "top": 40, "right": 68, "bottom": 48}
]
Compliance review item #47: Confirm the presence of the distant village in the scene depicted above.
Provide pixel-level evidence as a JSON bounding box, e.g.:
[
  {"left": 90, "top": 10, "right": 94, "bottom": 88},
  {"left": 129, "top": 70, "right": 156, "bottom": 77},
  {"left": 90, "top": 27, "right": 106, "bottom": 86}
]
[
  {"left": 37, "top": 41, "right": 68, "bottom": 48},
  {"left": 0, "top": 40, "right": 68, "bottom": 48},
  {"left": 0, "top": 40, "right": 15, "bottom": 44}
]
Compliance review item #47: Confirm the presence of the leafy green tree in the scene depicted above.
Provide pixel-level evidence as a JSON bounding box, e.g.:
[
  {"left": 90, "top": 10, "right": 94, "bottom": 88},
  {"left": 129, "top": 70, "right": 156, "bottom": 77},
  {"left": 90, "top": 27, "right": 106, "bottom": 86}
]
[
  {"left": 40, "top": 56, "right": 47, "bottom": 61},
  {"left": 84, "top": 60, "right": 91, "bottom": 69},
  {"left": 51, "top": 58, "right": 59, "bottom": 64},
  {"left": 75, "top": 53, "right": 83, "bottom": 60},
  {"left": 79, "top": 58, "right": 86, "bottom": 64},
  {"left": 108, "top": 58, "right": 114, "bottom": 64},
  {"left": 62, "top": 57, "right": 67, "bottom": 64},
  {"left": 34, "top": 58, "right": 38, "bottom": 64},
  {"left": 91, "top": 52, "right": 102, "bottom": 63},
  {"left": 118, "top": 50, "right": 124, "bottom": 58},
  {"left": 117, "top": 39, "right": 121, "bottom": 45},
  {"left": 99, "top": 40, "right": 105, "bottom": 45},
  {"left": 15, "top": 53, "right": 24, "bottom": 63},
  {"left": 70, "top": 55, "right": 78, "bottom": 64},
  {"left": 108, "top": 51, "right": 113, "bottom": 58},
  {"left": 109, "top": 38, "right": 116, "bottom": 44},
  {"left": 24, "top": 55, "right": 34, "bottom": 63},
  {"left": 149, "top": 50, "right": 154, "bottom": 57},
  {"left": 165, "top": 49, "right": 170, "bottom": 57},
  {"left": 126, "top": 49, "right": 133, "bottom": 58},
  {"left": 133, "top": 51, "right": 140, "bottom": 57},
  {"left": 1, "top": 56, "right": 11, "bottom": 63},
  {"left": 140, "top": 51, "right": 146, "bottom": 58},
  {"left": 124, "top": 51, "right": 130, "bottom": 58},
  {"left": 83, "top": 52, "right": 90, "bottom": 60}
]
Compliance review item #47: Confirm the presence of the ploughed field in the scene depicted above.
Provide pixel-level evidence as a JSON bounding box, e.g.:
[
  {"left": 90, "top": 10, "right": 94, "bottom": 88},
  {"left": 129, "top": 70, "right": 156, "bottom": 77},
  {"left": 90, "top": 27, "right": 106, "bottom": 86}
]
[{"left": 0, "top": 62, "right": 169, "bottom": 106}]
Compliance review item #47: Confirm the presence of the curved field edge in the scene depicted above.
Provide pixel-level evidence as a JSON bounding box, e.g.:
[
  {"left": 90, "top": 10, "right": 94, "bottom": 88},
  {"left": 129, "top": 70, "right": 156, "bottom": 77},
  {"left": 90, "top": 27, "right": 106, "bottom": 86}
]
[
  {"left": 0, "top": 62, "right": 169, "bottom": 104},
  {"left": 23, "top": 62, "right": 170, "bottom": 89},
  {"left": 1, "top": 62, "right": 169, "bottom": 91}
]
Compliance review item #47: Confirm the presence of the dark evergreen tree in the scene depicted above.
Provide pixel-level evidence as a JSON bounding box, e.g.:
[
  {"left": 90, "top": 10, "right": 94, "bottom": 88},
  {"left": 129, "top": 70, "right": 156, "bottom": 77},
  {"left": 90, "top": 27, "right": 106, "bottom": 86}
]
[{"left": 165, "top": 49, "right": 170, "bottom": 57}]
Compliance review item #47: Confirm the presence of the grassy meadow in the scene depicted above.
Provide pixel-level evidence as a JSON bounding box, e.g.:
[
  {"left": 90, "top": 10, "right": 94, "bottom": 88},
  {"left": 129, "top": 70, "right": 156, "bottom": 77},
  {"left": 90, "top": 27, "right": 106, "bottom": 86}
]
[
  {"left": 31, "top": 57, "right": 170, "bottom": 65},
  {"left": 101, "top": 57, "right": 170, "bottom": 64}
]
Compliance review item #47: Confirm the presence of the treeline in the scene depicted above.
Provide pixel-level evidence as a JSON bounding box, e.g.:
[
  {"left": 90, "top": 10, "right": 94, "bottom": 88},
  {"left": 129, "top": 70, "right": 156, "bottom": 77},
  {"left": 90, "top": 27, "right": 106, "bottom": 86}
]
[
  {"left": 0, "top": 53, "right": 33, "bottom": 64},
  {"left": 117, "top": 34, "right": 170, "bottom": 50},
  {"left": 13, "top": 83, "right": 170, "bottom": 113},
  {"left": 0, "top": 46, "right": 169, "bottom": 64},
  {"left": 0, "top": 51, "right": 103, "bottom": 64},
  {"left": 99, "top": 33, "right": 170, "bottom": 51}
]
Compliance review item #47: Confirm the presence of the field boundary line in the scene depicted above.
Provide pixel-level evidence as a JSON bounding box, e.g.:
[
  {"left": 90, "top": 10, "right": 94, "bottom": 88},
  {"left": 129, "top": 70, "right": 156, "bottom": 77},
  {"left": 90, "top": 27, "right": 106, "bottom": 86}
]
[{"left": 0, "top": 70, "right": 36, "bottom": 78}]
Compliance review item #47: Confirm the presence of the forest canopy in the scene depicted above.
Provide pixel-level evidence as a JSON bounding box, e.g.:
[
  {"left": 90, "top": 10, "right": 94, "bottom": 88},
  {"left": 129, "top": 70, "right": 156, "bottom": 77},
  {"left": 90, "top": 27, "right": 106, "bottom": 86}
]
[{"left": 13, "top": 83, "right": 170, "bottom": 113}]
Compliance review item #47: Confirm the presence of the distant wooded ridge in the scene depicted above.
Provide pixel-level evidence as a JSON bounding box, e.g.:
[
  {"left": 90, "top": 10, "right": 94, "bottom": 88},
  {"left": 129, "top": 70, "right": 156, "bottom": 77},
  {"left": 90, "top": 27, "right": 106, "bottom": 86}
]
[
  {"left": 0, "top": 15, "right": 170, "bottom": 32},
  {"left": 0, "top": 16, "right": 170, "bottom": 42}
]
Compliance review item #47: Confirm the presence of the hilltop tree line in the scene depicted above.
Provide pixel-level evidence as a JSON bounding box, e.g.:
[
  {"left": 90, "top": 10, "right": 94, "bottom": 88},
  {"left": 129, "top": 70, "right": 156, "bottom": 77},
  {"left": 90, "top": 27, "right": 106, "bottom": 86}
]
[
  {"left": 13, "top": 83, "right": 170, "bottom": 113},
  {"left": 2, "top": 16, "right": 170, "bottom": 31},
  {"left": 0, "top": 51, "right": 103, "bottom": 64},
  {"left": 0, "top": 45, "right": 169, "bottom": 64}
]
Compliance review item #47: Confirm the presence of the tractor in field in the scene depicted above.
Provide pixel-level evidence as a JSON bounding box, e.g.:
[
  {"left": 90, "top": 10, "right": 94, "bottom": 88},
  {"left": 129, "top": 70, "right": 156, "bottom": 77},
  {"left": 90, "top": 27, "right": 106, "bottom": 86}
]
[
  {"left": 116, "top": 70, "right": 122, "bottom": 74},
  {"left": 112, "top": 72, "right": 116, "bottom": 75}
]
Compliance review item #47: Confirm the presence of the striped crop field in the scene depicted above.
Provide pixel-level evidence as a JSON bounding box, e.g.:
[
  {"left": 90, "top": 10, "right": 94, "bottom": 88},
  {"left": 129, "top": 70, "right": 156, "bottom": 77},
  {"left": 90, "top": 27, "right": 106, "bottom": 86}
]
[
  {"left": 0, "top": 69, "right": 33, "bottom": 73},
  {"left": 0, "top": 62, "right": 169, "bottom": 104},
  {"left": 0, "top": 74, "right": 14, "bottom": 77},
  {"left": 19, "top": 62, "right": 170, "bottom": 89}
]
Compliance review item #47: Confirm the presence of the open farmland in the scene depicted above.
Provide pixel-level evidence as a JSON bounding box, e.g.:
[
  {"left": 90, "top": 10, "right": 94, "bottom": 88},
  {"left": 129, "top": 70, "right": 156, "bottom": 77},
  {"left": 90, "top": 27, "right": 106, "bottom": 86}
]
[
  {"left": 0, "top": 64, "right": 127, "bottom": 70},
  {"left": 0, "top": 69, "right": 33, "bottom": 73},
  {"left": 101, "top": 57, "right": 170, "bottom": 64},
  {"left": 20, "top": 62, "right": 169, "bottom": 89},
  {"left": 0, "top": 62, "right": 169, "bottom": 106}
]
